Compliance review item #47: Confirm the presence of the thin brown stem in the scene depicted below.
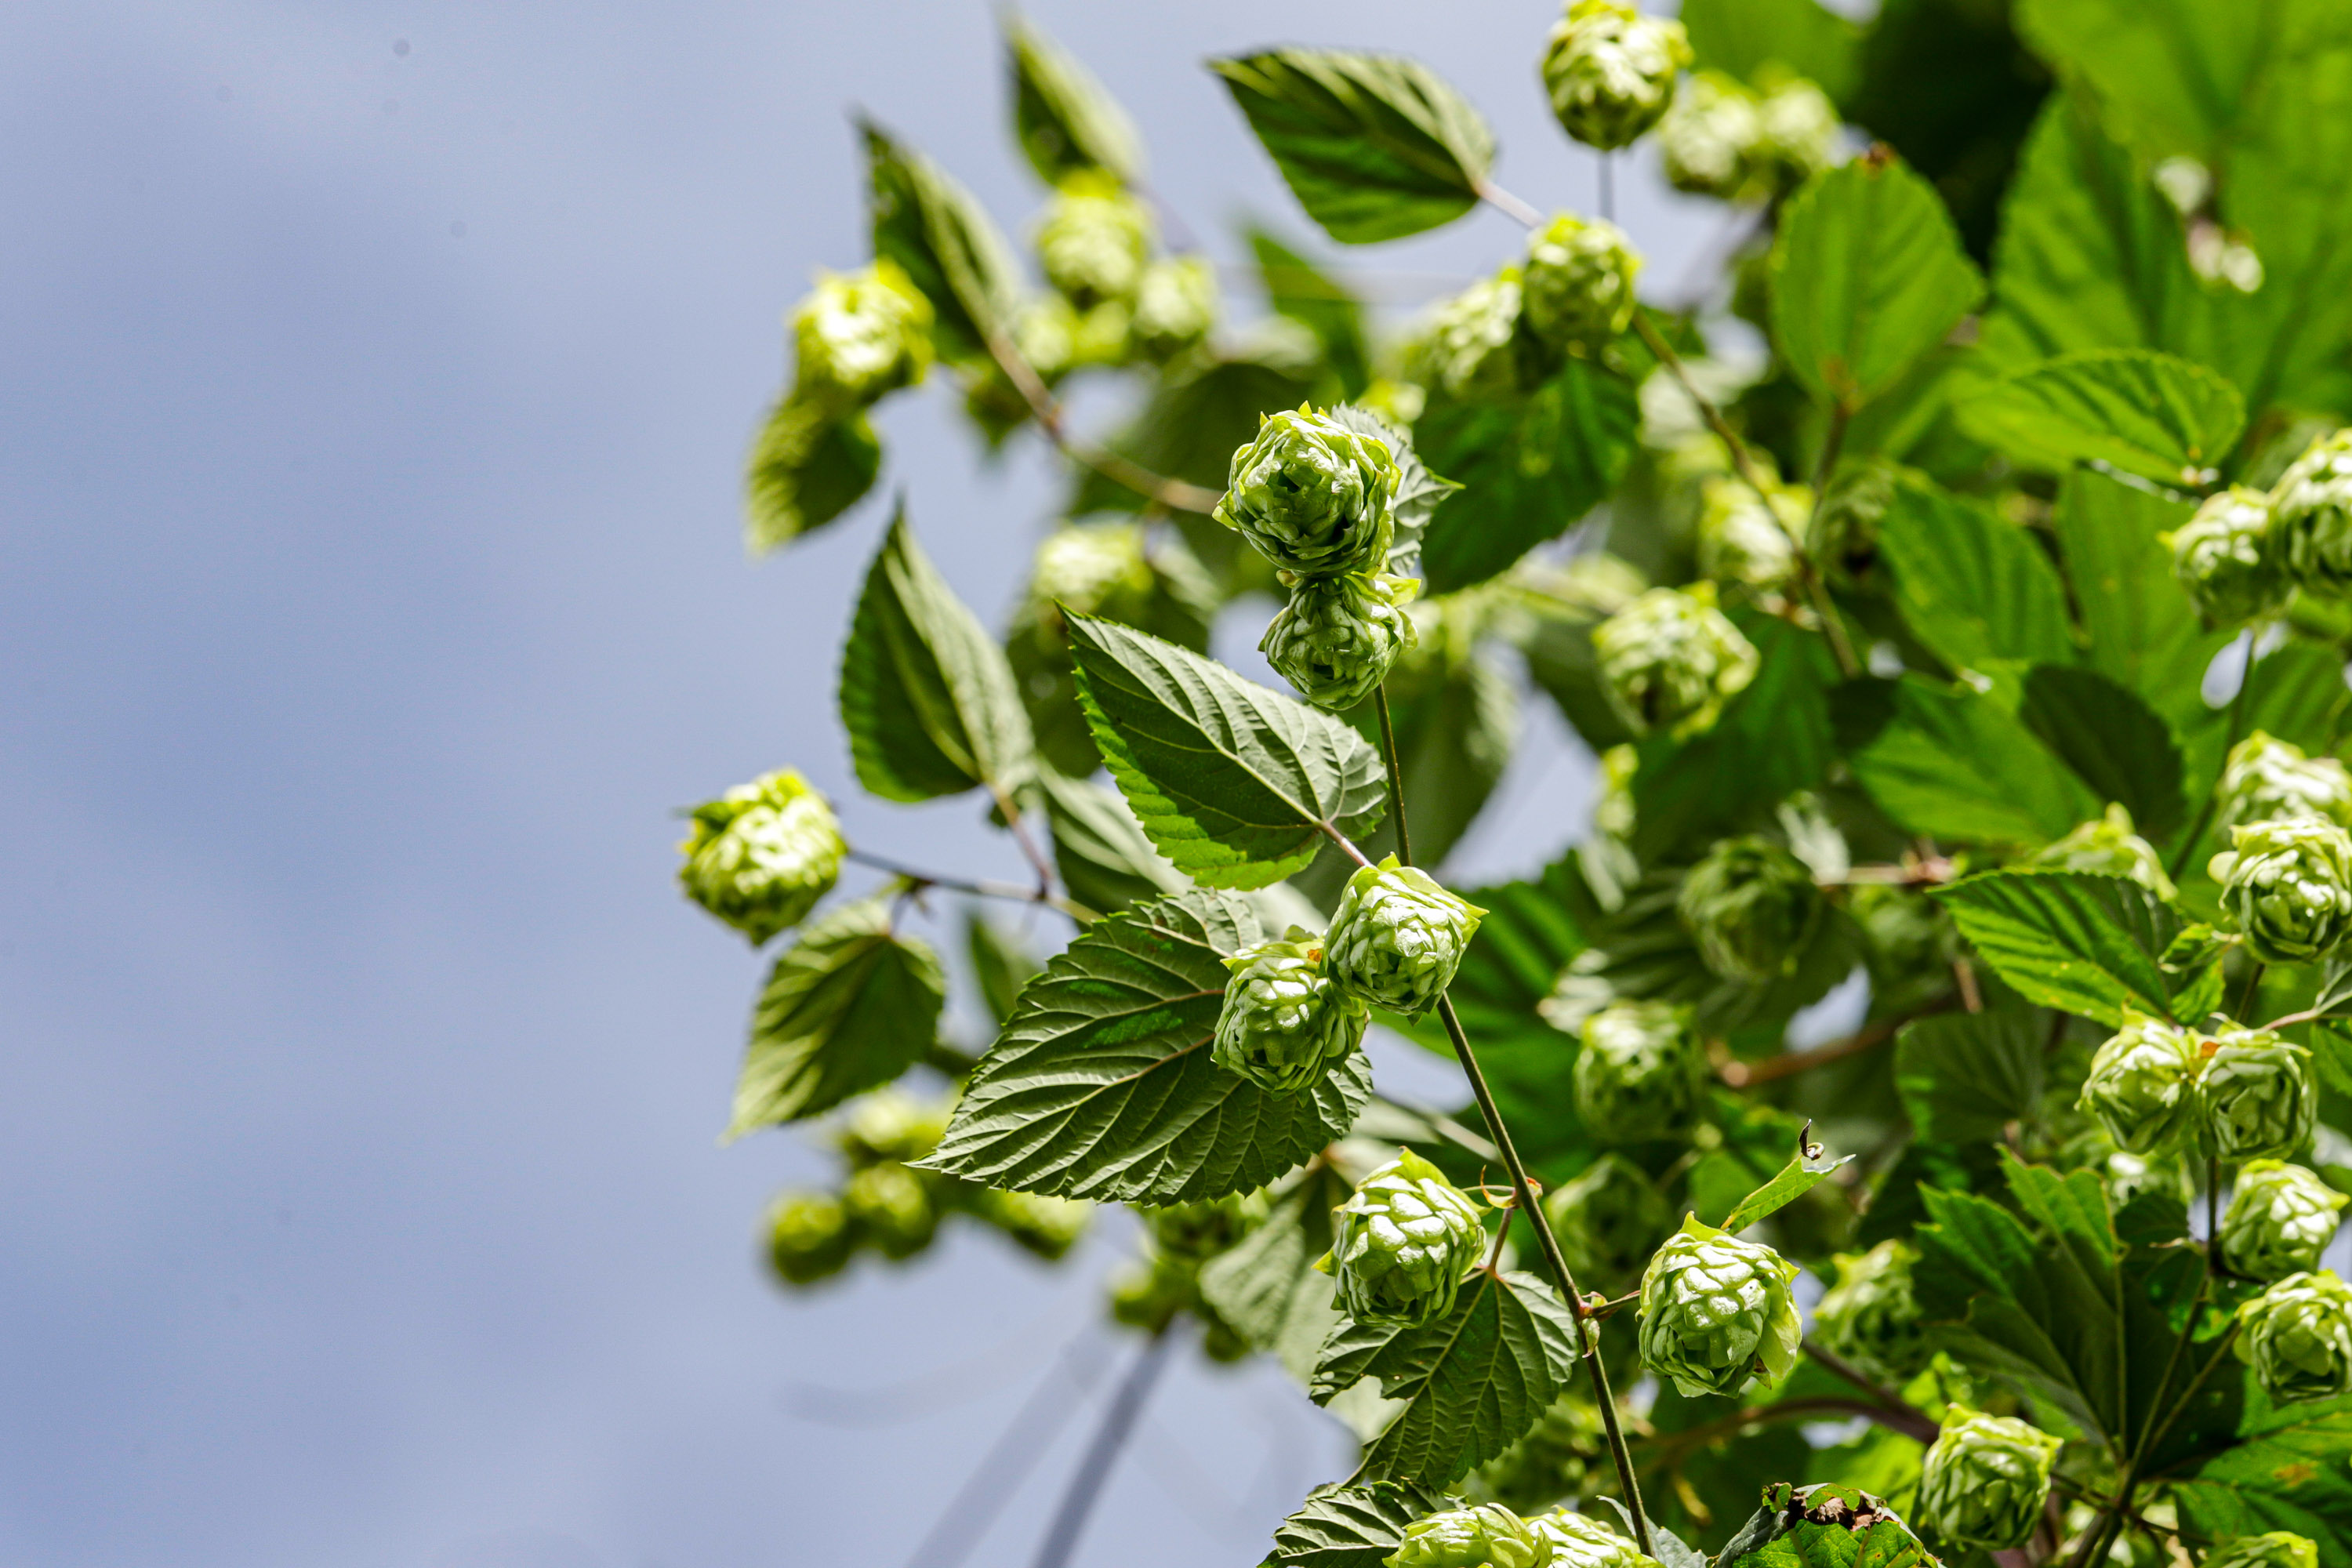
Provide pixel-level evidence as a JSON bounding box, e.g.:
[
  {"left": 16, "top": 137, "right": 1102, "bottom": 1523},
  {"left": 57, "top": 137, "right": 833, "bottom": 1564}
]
[
  {"left": 1799, "top": 1340, "right": 1940, "bottom": 1443},
  {"left": 844, "top": 847, "right": 1098, "bottom": 922},
  {"left": 1638, "top": 1395, "right": 1928, "bottom": 1469},
  {"left": 982, "top": 331, "right": 1220, "bottom": 515},
  {"left": 1374, "top": 685, "right": 1414, "bottom": 869},
  {"left": 989, "top": 783, "right": 1060, "bottom": 901},
  {"left": 1719, "top": 1004, "right": 1955, "bottom": 1087},
  {"left": 1319, "top": 822, "right": 1374, "bottom": 869}
]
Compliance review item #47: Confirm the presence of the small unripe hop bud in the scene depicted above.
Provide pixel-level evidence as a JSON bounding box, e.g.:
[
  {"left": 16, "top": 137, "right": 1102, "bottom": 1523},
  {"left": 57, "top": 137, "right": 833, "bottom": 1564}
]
[
  {"left": 1592, "top": 583, "right": 1759, "bottom": 739},
  {"left": 790, "top": 260, "right": 935, "bottom": 409},
  {"left": 1325, "top": 857, "right": 1487, "bottom": 1018},
  {"left": 1638, "top": 1215, "right": 1802, "bottom": 1398},
  {"left": 677, "top": 768, "right": 847, "bottom": 945},
  {"left": 1915, "top": 1406, "right": 2062, "bottom": 1552},
  {"left": 2212, "top": 816, "right": 2352, "bottom": 964},
  {"left": 1261, "top": 573, "right": 1419, "bottom": 710},
  {"left": 1035, "top": 172, "right": 1152, "bottom": 308},
  {"left": 766, "top": 1189, "right": 855, "bottom": 1286},
  {"left": 1748, "top": 71, "right": 1841, "bottom": 198},
  {"left": 1012, "top": 293, "right": 1080, "bottom": 379},
  {"left": 2219, "top": 731, "right": 2352, "bottom": 834},
  {"left": 979, "top": 1189, "right": 1092, "bottom": 1261},
  {"left": 834, "top": 1089, "right": 950, "bottom": 1167},
  {"left": 1812, "top": 1239, "right": 1931, "bottom": 1388},
  {"left": 1323, "top": 1149, "right": 1489, "bottom": 1327},
  {"left": 2170, "top": 485, "right": 2288, "bottom": 626},
  {"left": 1540, "top": 0, "right": 1691, "bottom": 152},
  {"left": 1526, "top": 1509, "right": 1655, "bottom": 1568},
  {"left": 2271, "top": 428, "right": 2352, "bottom": 596},
  {"left": 1409, "top": 271, "right": 1530, "bottom": 400},
  {"left": 1542, "top": 1151, "right": 1671, "bottom": 1287},
  {"left": 1385, "top": 1504, "right": 1552, "bottom": 1568},
  {"left": 1029, "top": 522, "right": 1155, "bottom": 624},
  {"left": 1696, "top": 474, "right": 1804, "bottom": 591},
  {"left": 2200, "top": 1027, "right": 2318, "bottom": 1163},
  {"left": 2029, "top": 804, "right": 2178, "bottom": 899},
  {"left": 1676, "top": 836, "right": 1824, "bottom": 983},
  {"left": 1573, "top": 1001, "right": 1703, "bottom": 1143},
  {"left": 1131, "top": 255, "right": 1218, "bottom": 359},
  {"left": 2076, "top": 1010, "right": 2201, "bottom": 1154},
  {"left": 2205, "top": 1531, "right": 2321, "bottom": 1568},
  {"left": 1215, "top": 406, "right": 1400, "bottom": 579},
  {"left": 2222, "top": 1161, "right": 2349, "bottom": 1282},
  {"left": 1659, "top": 71, "right": 1760, "bottom": 200},
  {"left": 1145, "top": 1190, "right": 1269, "bottom": 1261},
  {"left": 1213, "top": 926, "right": 1370, "bottom": 1093},
  {"left": 2236, "top": 1269, "right": 2352, "bottom": 1405},
  {"left": 840, "top": 1161, "right": 938, "bottom": 1260},
  {"left": 1521, "top": 213, "right": 1641, "bottom": 358}
]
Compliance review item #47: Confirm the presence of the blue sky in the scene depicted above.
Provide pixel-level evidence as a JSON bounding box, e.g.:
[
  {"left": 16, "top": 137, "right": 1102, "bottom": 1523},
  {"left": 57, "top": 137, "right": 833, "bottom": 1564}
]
[{"left": 0, "top": 4, "right": 1723, "bottom": 1563}]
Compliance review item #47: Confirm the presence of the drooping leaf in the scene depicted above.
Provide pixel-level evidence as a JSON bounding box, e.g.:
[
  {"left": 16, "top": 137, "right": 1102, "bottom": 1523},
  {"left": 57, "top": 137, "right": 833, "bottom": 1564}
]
[
  {"left": 1210, "top": 49, "right": 1495, "bottom": 245},
  {"left": 1894, "top": 1006, "right": 2048, "bottom": 1143},
  {"left": 1681, "top": 0, "right": 1861, "bottom": 102},
  {"left": 745, "top": 400, "right": 881, "bottom": 554},
  {"left": 1769, "top": 154, "right": 1985, "bottom": 414},
  {"left": 1958, "top": 348, "right": 2246, "bottom": 487},
  {"left": 726, "top": 898, "right": 947, "bottom": 1137},
  {"left": 1065, "top": 613, "right": 1387, "bottom": 890},
  {"left": 1874, "top": 474, "right": 2076, "bottom": 674},
  {"left": 2172, "top": 1407, "right": 2352, "bottom": 1560},
  {"left": 1249, "top": 226, "right": 1372, "bottom": 397},
  {"left": 2051, "top": 467, "right": 2227, "bottom": 745},
  {"left": 1033, "top": 763, "right": 1187, "bottom": 916},
  {"left": 1269, "top": 1481, "right": 1452, "bottom": 1568},
  {"left": 921, "top": 891, "right": 1369, "bottom": 1201},
  {"left": 861, "top": 119, "right": 1021, "bottom": 365},
  {"left": 840, "top": 510, "right": 1036, "bottom": 802},
  {"left": 1840, "top": 676, "right": 2097, "bottom": 848},
  {"left": 1005, "top": 10, "right": 1143, "bottom": 187},
  {"left": 2018, "top": 663, "right": 2187, "bottom": 841},
  {"left": 1933, "top": 868, "right": 2201, "bottom": 1025}
]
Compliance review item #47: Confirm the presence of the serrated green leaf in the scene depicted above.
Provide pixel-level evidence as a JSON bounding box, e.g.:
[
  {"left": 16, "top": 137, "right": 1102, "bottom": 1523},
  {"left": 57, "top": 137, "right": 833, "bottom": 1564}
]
[
  {"left": 1841, "top": 676, "right": 2097, "bottom": 847},
  {"left": 1933, "top": 869, "right": 2198, "bottom": 1026},
  {"left": 1958, "top": 348, "right": 2245, "bottom": 487},
  {"left": 840, "top": 510, "right": 1035, "bottom": 803},
  {"left": 1312, "top": 1269, "right": 1584, "bottom": 1486},
  {"left": 744, "top": 398, "right": 881, "bottom": 554},
  {"left": 1211, "top": 49, "right": 1494, "bottom": 245},
  {"left": 2018, "top": 663, "right": 2187, "bottom": 841},
  {"left": 1249, "top": 226, "right": 1370, "bottom": 397},
  {"left": 862, "top": 119, "right": 1021, "bottom": 365},
  {"left": 1874, "top": 473, "right": 2076, "bottom": 675},
  {"left": 1198, "top": 1163, "right": 1353, "bottom": 1381},
  {"left": 726, "top": 898, "right": 947, "bottom": 1137},
  {"left": 1681, "top": 0, "right": 1861, "bottom": 103},
  {"left": 2172, "top": 1408, "right": 2352, "bottom": 1559},
  {"left": 2052, "top": 467, "right": 2228, "bottom": 746},
  {"left": 1769, "top": 154, "right": 1984, "bottom": 414},
  {"left": 1269, "top": 1481, "right": 1451, "bottom": 1568},
  {"left": 921, "top": 891, "right": 1368, "bottom": 1201},
  {"left": 1033, "top": 762, "right": 1187, "bottom": 916},
  {"left": 1895, "top": 1006, "right": 2047, "bottom": 1144},
  {"left": 1004, "top": 10, "right": 1142, "bottom": 187},
  {"left": 1065, "top": 613, "right": 1386, "bottom": 890}
]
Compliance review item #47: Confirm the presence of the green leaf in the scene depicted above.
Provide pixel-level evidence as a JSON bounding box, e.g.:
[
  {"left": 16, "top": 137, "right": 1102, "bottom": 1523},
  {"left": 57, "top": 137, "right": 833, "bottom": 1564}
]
[
  {"left": 1345, "top": 648, "right": 1513, "bottom": 871},
  {"left": 1004, "top": 10, "right": 1142, "bottom": 187},
  {"left": 2018, "top": 663, "right": 2187, "bottom": 841},
  {"left": 1248, "top": 226, "right": 1371, "bottom": 397},
  {"left": 1874, "top": 473, "right": 2076, "bottom": 674},
  {"left": 1768, "top": 154, "right": 1985, "bottom": 414},
  {"left": 1712, "top": 1130, "right": 1855, "bottom": 1234},
  {"left": 2173, "top": 1408, "right": 2352, "bottom": 1559},
  {"left": 726, "top": 898, "right": 947, "bottom": 1137},
  {"left": 1841, "top": 676, "right": 2097, "bottom": 848},
  {"left": 1933, "top": 869, "right": 2199, "bottom": 1026},
  {"left": 1269, "top": 1481, "right": 1451, "bottom": 1568},
  {"left": 1312, "top": 1269, "right": 1584, "bottom": 1486},
  {"left": 2051, "top": 467, "right": 2227, "bottom": 744},
  {"left": 840, "top": 510, "right": 1035, "bottom": 802},
  {"left": 744, "top": 399, "right": 881, "bottom": 554},
  {"left": 1065, "top": 613, "right": 1386, "bottom": 890},
  {"left": 861, "top": 118, "right": 1021, "bottom": 365},
  {"left": 964, "top": 912, "right": 1040, "bottom": 1029},
  {"left": 1414, "top": 360, "right": 1639, "bottom": 593},
  {"left": 921, "top": 891, "right": 1369, "bottom": 1201},
  {"left": 1958, "top": 349, "right": 2246, "bottom": 487},
  {"left": 1895, "top": 1006, "right": 2048, "bottom": 1143},
  {"left": 1210, "top": 49, "right": 1494, "bottom": 245},
  {"left": 1033, "top": 763, "right": 1187, "bottom": 916},
  {"left": 1680, "top": 0, "right": 1861, "bottom": 103},
  {"left": 1198, "top": 1163, "right": 1354, "bottom": 1381}
]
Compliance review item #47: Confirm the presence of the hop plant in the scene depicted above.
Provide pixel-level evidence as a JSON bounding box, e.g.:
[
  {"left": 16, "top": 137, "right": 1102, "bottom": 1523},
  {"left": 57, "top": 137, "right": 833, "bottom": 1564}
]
[
  {"left": 1540, "top": 0, "right": 1691, "bottom": 152},
  {"left": 1212, "top": 926, "right": 1370, "bottom": 1092},
  {"left": 2170, "top": 485, "right": 2287, "bottom": 626},
  {"left": 2200, "top": 1028, "right": 2318, "bottom": 1163},
  {"left": 1467, "top": 1397, "right": 1610, "bottom": 1513},
  {"left": 2218, "top": 731, "right": 2352, "bottom": 833},
  {"left": 789, "top": 260, "right": 935, "bottom": 409},
  {"left": 2030, "top": 803, "right": 2178, "bottom": 899},
  {"left": 1144, "top": 1190, "right": 1269, "bottom": 1261},
  {"left": 676, "top": 768, "right": 847, "bottom": 944},
  {"left": 1914, "top": 1406, "right": 2062, "bottom": 1552},
  {"left": 2204, "top": 1531, "right": 2321, "bottom": 1568},
  {"left": 1521, "top": 213, "right": 1641, "bottom": 357},
  {"left": 2235, "top": 1269, "right": 2352, "bottom": 1405},
  {"left": 1636, "top": 1215, "right": 1802, "bottom": 1398},
  {"left": 1386, "top": 1504, "right": 1552, "bottom": 1568},
  {"left": 834, "top": 1089, "right": 950, "bottom": 1167},
  {"left": 1132, "top": 254, "right": 1218, "bottom": 358},
  {"left": 1748, "top": 71, "right": 1841, "bottom": 198},
  {"left": 840, "top": 1161, "right": 938, "bottom": 1260},
  {"left": 2212, "top": 816, "right": 2352, "bottom": 964},
  {"left": 1659, "top": 71, "right": 1762, "bottom": 200},
  {"left": 1676, "top": 836, "right": 1824, "bottom": 983},
  {"left": 1035, "top": 172, "right": 1152, "bottom": 307},
  {"left": 1323, "top": 1149, "right": 1489, "bottom": 1327},
  {"left": 1695, "top": 474, "right": 1803, "bottom": 591},
  {"left": 2076, "top": 1011, "right": 2201, "bottom": 1154},
  {"left": 1261, "top": 572, "right": 1419, "bottom": 710},
  {"left": 1592, "top": 583, "right": 1759, "bottom": 738},
  {"left": 1573, "top": 1001, "right": 1702, "bottom": 1143},
  {"left": 2222, "top": 1161, "right": 2350, "bottom": 1281},
  {"left": 2271, "top": 428, "right": 2352, "bottom": 595},
  {"left": 1812, "top": 1240, "right": 1930, "bottom": 1387},
  {"left": 1325, "top": 856, "right": 1487, "bottom": 1018},
  {"left": 1526, "top": 1509, "right": 1655, "bottom": 1568},
  {"left": 766, "top": 1190, "right": 856, "bottom": 1286},
  {"left": 978, "top": 1189, "right": 1092, "bottom": 1261},
  {"left": 1028, "top": 521, "right": 1157, "bottom": 622},
  {"left": 1543, "top": 1152, "right": 1671, "bottom": 1287},
  {"left": 1215, "top": 406, "right": 1400, "bottom": 579},
  {"left": 1410, "top": 271, "right": 1530, "bottom": 399}
]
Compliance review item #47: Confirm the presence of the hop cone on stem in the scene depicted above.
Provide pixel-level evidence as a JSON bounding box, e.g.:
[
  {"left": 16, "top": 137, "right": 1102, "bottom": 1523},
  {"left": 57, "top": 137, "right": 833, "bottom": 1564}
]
[
  {"left": 2236, "top": 1269, "right": 2352, "bottom": 1405},
  {"left": 1914, "top": 1406, "right": 2061, "bottom": 1552},
  {"left": 1592, "top": 583, "right": 1759, "bottom": 739},
  {"left": 1540, "top": 0, "right": 1691, "bottom": 152},
  {"left": 1324, "top": 857, "right": 1486, "bottom": 1018},
  {"left": 789, "top": 260, "right": 935, "bottom": 409},
  {"left": 1212, "top": 926, "right": 1369, "bottom": 1093},
  {"left": 1542, "top": 1151, "right": 1671, "bottom": 1287},
  {"left": 1034, "top": 172, "right": 1151, "bottom": 308},
  {"left": 1385, "top": 1504, "right": 1553, "bottom": 1568},
  {"left": 676, "top": 768, "right": 846, "bottom": 944},
  {"left": 2030, "top": 803, "right": 2176, "bottom": 899},
  {"left": 1526, "top": 1509, "right": 1655, "bottom": 1568},
  {"left": 1636, "top": 1214, "right": 1801, "bottom": 1398},
  {"left": 766, "top": 1190, "right": 855, "bottom": 1285},
  {"left": 2270, "top": 427, "right": 2352, "bottom": 595},
  {"left": 1215, "top": 406, "right": 1399, "bottom": 578},
  {"left": 2211, "top": 815, "right": 2352, "bottom": 964},
  {"left": 1323, "top": 1149, "right": 1488, "bottom": 1327},
  {"left": 2170, "top": 485, "right": 2286, "bottom": 626},
  {"left": 2221, "top": 1161, "right": 2349, "bottom": 1281},
  {"left": 2218, "top": 731, "right": 2352, "bottom": 833},
  {"left": 2076, "top": 1010, "right": 2201, "bottom": 1155},
  {"left": 1572, "top": 1001, "right": 1702, "bottom": 1143},
  {"left": 1261, "top": 572, "right": 1417, "bottom": 711},
  {"left": 1812, "top": 1239, "right": 1930, "bottom": 1387},
  {"left": 2200, "top": 1027, "right": 2317, "bottom": 1163},
  {"left": 1676, "top": 835, "right": 1824, "bottom": 983},
  {"left": 2204, "top": 1531, "right": 2321, "bottom": 1568},
  {"left": 1521, "top": 213, "right": 1641, "bottom": 358}
]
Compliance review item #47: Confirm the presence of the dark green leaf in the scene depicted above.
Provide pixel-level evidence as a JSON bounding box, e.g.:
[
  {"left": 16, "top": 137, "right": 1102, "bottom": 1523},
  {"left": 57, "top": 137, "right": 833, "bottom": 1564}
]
[
  {"left": 1198, "top": 1164, "right": 1354, "bottom": 1379},
  {"left": 861, "top": 119, "right": 1021, "bottom": 365},
  {"left": 1005, "top": 11, "right": 1143, "bottom": 187},
  {"left": 2172, "top": 1408, "right": 2352, "bottom": 1559},
  {"left": 2051, "top": 467, "right": 2227, "bottom": 745},
  {"left": 1958, "top": 348, "right": 2245, "bottom": 486},
  {"left": 1933, "top": 868, "right": 2198, "bottom": 1025},
  {"left": 1210, "top": 50, "right": 1494, "bottom": 245},
  {"left": 1842, "top": 676, "right": 2097, "bottom": 847},
  {"left": 744, "top": 399, "right": 881, "bottom": 554},
  {"left": 1894, "top": 1006, "right": 2047, "bottom": 1143},
  {"left": 1681, "top": 0, "right": 1861, "bottom": 102},
  {"left": 964, "top": 912, "right": 1040, "bottom": 1029},
  {"left": 1269, "top": 1481, "right": 1451, "bottom": 1568},
  {"left": 922, "top": 891, "right": 1369, "bottom": 1201},
  {"left": 2019, "top": 664, "right": 2187, "bottom": 840},
  {"left": 1248, "top": 226, "right": 1371, "bottom": 397},
  {"left": 1874, "top": 474, "right": 2075, "bottom": 674},
  {"left": 1033, "top": 763, "right": 1188, "bottom": 916}
]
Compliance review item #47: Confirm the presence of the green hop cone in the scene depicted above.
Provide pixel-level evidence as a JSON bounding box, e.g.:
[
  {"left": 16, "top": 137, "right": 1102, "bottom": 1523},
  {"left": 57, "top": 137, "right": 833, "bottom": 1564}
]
[
  {"left": 1108, "top": 1250, "right": 1194, "bottom": 1334},
  {"left": 2077, "top": 1010, "right": 2201, "bottom": 1154},
  {"left": 1812, "top": 1239, "right": 1931, "bottom": 1387},
  {"left": 2212, "top": 816, "right": 2352, "bottom": 963},
  {"left": 1410, "top": 270, "right": 1531, "bottom": 399},
  {"left": 1526, "top": 1509, "right": 1655, "bottom": 1568},
  {"left": 1261, "top": 572, "right": 1419, "bottom": 710},
  {"left": 1214, "top": 406, "right": 1400, "bottom": 579},
  {"left": 1542, "top": 1152, "right": 1672, "bottom": 1287},
  {"left": 1659, "top": 71, "right": 1762, "bottom": 199},
  {"left": 1323, "top": 1149, "right": 1489, "bottom": 1327},
  {"left": 1145, "top": 1190, "right": 1270, "bottom": 1261},
  {"left": 2205, "top": 1531, "right": 2321, "bottom": 1568},
  {"left": 1029, "top": 521, "right": 1156, "bottom": 620},
  {"left": 1915, "top": 1406, "right": 2062, "bottom": 1552},
  {"left": 1540, "top": 0, "right": 1692, "bottom": 152},
  {"left": 2235, "top": 1269, "right": 2352, "bottom": 1405},
  {"left": 1636, "top": 1214, "right": 1802, "bottom": 1398},
  {"left": 1696, "top": 474, "right": 1804, "bottom": 591},
  {"left": 1035, "top": 172, "right": 1152, "bottom": 308},
  {"left": 676, "top": 768, "right": 847, "bottom": 944},
  {"left": 1132, "top": 254, "right": 1218, "bottom": 359},
  {"left": 1592, "top": 583, "right": 1759, "bottom": 739},
  {"left": 1325, "top": 857, "right": 1488, "bottom": 1018},
  {"left": 2219, "top": 731, "right": 2352, "bottom": 833},
  {"left": 2222, "top": 1161, "right": 2349, "bottom": 1282},
  {"left": 2271, "top": 428, "right": 2352, "bottom": 596},
  {"left": 2030, "top": 803, "right": 2179, "bottom": 899},
  {"left": 1521, "top": 213, "right": 1641, "bottom": 357},
  {"left": 840, "top": 1161, "right": 938, "bottom": 1261},
  {"left": 834, "top": 1089, "right": 951, "bottom": 1167},
  {"left": 1212, "top": 926, "right": 1370, "bottom": 1093},
  {"left": 765, "top": 1189, "right": 855, "bottom": 1286},
  {"left": 2170, "top": 485, "right": 2288, "bottom": 626},
  {"left": 1676, "top": 836, "right": 1824, "bottom": 983},
  {"left": 2200, "top": 1027, "right": 2318, "bottom": 1162},
  {"left": 1748, "top": 70, "right": 1841, "bottom": 198},
  {"left": 789, "top": 259, "right": 935, "bottom": 410},
  {"left": 1385, "top": 1504, "right": 1552, "bottom": 1568},
  {"left": 1573, "top": 1001, "right": 1703, "bottom": 1143},
  {"left": 978, "top": 1189, "right": 1092, "bottom": 1261}
]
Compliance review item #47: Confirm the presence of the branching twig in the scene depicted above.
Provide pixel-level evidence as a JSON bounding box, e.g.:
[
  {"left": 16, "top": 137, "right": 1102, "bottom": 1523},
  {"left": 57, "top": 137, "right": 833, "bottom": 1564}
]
[
  {"left": 1719, "top": 1000, "right": 1957, "bottom": 1087},
  {"left": 982, "top": 331, "right": 1221, "bottom": 515},
  {"left": 1799, "top": 1339, "right": 1939, "bottom": 1443},
  {"left": 845, "top": 847, "right": 1098, "bottom": 922}
]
